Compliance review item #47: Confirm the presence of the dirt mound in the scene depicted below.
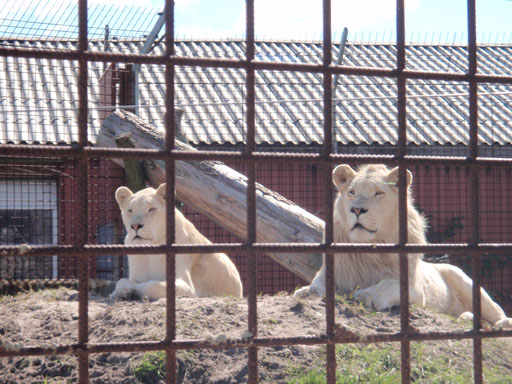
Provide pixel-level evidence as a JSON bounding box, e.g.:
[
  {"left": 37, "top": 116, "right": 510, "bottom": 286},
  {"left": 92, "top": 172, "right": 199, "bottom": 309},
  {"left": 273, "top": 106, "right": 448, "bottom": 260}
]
[{"left": 0, "top": 288, "right": 511, "bottom": 383}]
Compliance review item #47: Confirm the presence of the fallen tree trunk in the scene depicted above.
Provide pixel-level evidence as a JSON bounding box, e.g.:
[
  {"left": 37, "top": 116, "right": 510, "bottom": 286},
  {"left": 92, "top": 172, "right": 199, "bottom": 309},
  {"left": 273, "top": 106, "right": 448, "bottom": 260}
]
[{"left": 97, "top": 110, "right": 324, "bottom": 282}]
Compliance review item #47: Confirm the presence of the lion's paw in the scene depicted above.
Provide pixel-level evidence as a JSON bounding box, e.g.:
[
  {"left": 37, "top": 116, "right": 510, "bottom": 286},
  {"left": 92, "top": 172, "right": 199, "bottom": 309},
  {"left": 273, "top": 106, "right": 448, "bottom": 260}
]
[
  {"left": 354, "top": 287, "right": 395, "bottom": 311},
  {"left": 293, "top": 285, "right": 325, "bottom": 298},
  {"left": 494, "top": 318, "right": 512, "bottom": 329},
  {"left": 175, "top": 279, "right": 196, "bottom": 298},
  {"left": 457, "top": 311, "right": 474, "bottom": 322},
  {"left": 109, "top": 287, "right": 134, "bottom": 301},
  {"left": 293, "top": 286, "right": 312, "bottom": 298}
]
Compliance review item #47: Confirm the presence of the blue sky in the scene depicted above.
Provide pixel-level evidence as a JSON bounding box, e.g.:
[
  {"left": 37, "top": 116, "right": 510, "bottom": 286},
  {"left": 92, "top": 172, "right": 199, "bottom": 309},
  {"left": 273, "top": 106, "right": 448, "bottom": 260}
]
[
  {"left": 1, "top": 0, "right": 511, "bottom": 44},
  {"left": 170, "top": 0, "right": 512, "bottom": 44}
]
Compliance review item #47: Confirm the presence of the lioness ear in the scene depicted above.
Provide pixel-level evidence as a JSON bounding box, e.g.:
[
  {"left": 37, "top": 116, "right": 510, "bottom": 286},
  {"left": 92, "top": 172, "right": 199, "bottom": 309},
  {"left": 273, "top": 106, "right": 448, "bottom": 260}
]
[
  {"left": 387, "top": 166, "right": 413, "bottom": 187},
  {"left": 115, "top": 186, "right": 133, "bottom": 210},
  {"left": 332, "top": 164, "right": 356, "bottom": 192},
  {"left": 156, "top": 183, "right": 167, "bottom": 200}
]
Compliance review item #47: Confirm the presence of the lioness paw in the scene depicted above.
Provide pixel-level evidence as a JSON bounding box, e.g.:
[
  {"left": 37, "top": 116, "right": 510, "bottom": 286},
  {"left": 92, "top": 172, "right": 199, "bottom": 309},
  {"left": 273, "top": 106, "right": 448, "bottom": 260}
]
[
  {"left": 495, "top": 318, "right": 512, "bottom": 329},
  {"left": 457, "top": 311, "right": 474, "bottom": 322},
  {"left": 293, "top": 286, "right": 311, "bottom": 298}
]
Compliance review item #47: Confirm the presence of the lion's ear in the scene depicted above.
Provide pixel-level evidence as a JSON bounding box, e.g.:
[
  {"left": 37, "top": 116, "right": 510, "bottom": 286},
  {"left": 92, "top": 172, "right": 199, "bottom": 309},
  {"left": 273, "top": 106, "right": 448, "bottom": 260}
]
[
  {"left": 332, "top": 164, "right": 356, "bottom": 192},
  {"left": 115, "top": 186, "right": 133, "bottom": 210},
  {"left": 387, "top": 166, "right": 413, "bottom": 187},
  {"left": 156, "top": 183, "right": 167, "bottom": 200}
]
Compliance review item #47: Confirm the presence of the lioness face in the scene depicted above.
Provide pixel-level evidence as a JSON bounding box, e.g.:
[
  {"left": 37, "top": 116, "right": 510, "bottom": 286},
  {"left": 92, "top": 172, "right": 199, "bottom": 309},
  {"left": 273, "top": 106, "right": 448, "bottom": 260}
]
[
  {"left": 115, "top": 184, "right": 167, "bottom": 245},
  {"left": 333, "top": 164, "right": 412, "bottom": 243}
]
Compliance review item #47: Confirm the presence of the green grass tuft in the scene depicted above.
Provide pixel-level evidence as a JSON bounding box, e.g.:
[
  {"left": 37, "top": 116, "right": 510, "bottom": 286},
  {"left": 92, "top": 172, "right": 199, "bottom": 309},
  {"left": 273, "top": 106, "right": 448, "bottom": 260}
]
[{"left": 133, "top": 351, "right": 166, "bottom": 384}]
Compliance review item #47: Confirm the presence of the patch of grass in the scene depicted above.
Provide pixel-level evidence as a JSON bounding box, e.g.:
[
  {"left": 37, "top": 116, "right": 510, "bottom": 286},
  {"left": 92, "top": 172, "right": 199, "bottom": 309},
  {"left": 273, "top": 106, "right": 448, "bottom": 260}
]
[
  {"left": 286, "top": 342, "right": 488, "bottom": 384},
  {"left": 133, "top": 351, "right": 166, "bottom": 384},
  {"left": 335, "top": 344, "right": 401, "bottom": 384},
  {"left": 287, "top": 367, "right": 329, "bottom": 384},
  {"left": 286, "top": 344, "right": 400, "bottom": 384}
]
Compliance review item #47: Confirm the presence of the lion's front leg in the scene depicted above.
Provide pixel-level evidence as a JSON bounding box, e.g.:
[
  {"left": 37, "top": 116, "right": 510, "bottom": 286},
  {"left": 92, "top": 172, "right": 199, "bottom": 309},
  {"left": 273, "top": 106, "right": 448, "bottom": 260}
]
[
  {"left": 110, "top": 278, "right": 137, "bottom": 300},
  {"left": 174, "top": 254, "right": 197, "bottom": 297},
  {"left": 355, "top": 279, "right": 425, "bottom": 311},
  {"left": 293, "top": 267, "right": 326, "bottom": 298},
  {"left": 134, "top": 280, "right": 196, "bottom": 299}
]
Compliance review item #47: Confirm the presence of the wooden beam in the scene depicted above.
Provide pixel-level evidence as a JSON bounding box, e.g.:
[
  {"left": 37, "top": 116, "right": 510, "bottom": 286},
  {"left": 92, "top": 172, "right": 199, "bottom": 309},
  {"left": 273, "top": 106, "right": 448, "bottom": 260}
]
[{"left": 97, "top": 110, "right": 324, "bottom": 282}]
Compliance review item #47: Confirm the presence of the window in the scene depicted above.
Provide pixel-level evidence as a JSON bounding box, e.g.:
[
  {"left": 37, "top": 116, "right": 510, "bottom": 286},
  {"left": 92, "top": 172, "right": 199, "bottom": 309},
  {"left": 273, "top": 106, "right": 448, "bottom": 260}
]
[{"left": 0, "top": 180, "right": 58, "bottom": 279}]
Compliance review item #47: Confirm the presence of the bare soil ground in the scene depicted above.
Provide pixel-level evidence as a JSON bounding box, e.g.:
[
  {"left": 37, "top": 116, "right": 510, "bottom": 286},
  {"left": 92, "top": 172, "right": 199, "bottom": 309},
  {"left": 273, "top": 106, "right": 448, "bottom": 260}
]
[{"left": 1, "top": 287, "right": 511, "bottom": 383}]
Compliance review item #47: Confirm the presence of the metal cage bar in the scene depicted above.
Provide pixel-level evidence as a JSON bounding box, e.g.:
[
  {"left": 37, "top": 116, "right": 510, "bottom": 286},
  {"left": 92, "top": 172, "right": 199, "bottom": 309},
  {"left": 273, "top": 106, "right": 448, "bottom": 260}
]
[
  {"left": 77, "top": 0, "right": 90, "bottom": 382},
  {"left": 394, "top": 1, "right": 412, "bottom": 382},
  {"left": 244, "top": 1, "right": 259, "bottom": 382},
  {"left": 467, "top": 1, "right": 484, "bottom": 382},
  {"left": 164, "top": 1, "right": 177, "bottom": 382}
]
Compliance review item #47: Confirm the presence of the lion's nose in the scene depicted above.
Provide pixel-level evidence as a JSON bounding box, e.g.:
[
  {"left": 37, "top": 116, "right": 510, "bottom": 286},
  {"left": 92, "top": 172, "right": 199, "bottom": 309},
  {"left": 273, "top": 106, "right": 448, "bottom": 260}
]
[
  {"left": 131, "top": 223, "right": 144, "bottom": 231},
  {"left": 351, "top": 207, "right": 367, "bottom": 217}
]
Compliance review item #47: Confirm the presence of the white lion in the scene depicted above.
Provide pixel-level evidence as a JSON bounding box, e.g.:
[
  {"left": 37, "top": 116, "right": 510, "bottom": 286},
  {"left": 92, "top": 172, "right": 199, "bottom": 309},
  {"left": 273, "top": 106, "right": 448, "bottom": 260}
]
[
  {"left": 294, "top": 164, "right": 512, "bottom": 328},
  {"left": 110, "top": 183, "right": 243, "bottom": 300}
]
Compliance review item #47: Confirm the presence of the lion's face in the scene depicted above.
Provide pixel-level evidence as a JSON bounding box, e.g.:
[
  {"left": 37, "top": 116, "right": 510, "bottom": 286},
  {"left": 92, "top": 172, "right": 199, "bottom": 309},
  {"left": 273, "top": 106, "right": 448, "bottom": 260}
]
[
  {"left": 115, "top": 184, "right": 167, "bottom": 245},
  {"left": 333, "top": 164, "right": 412, "bottom": 243}
]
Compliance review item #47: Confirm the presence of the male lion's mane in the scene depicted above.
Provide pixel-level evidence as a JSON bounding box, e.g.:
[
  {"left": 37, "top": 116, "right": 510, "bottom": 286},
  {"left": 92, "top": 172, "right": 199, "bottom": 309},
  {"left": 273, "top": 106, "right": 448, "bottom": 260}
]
[
  {"left": 295, "top": 164, "right": 512, "bottom": 329},
  {"left": 330, "top": 164, "right": 425, "bottom": 293}
]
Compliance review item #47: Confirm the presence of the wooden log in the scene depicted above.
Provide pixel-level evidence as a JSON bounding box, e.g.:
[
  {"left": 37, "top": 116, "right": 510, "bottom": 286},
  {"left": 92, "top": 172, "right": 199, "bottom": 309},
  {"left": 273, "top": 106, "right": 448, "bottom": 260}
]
[{"left": 97, "top": 110, "right": 324, "bottom": 282}]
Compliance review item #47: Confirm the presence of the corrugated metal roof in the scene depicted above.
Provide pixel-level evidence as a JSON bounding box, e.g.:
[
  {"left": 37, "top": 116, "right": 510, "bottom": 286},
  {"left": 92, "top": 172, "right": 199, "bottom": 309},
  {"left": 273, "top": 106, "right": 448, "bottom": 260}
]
[{"left": 0, "top": 39, "right": 511, "bottom": 146}]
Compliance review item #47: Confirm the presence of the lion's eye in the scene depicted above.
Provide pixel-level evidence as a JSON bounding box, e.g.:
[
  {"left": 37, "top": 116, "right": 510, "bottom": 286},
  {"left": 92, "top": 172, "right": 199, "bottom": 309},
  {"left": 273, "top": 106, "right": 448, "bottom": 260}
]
[
  {"left": 375, "top": 191, "right": 384, "bottom": 197},
  {"left": 148, "top": 207, "right": 157, "bottom": 213},
  {"left": 127, "top": 209, "right": 133, "bottom": 214},
  {"left": 348, "top": 190, "right": 355, "bottom": 196}
]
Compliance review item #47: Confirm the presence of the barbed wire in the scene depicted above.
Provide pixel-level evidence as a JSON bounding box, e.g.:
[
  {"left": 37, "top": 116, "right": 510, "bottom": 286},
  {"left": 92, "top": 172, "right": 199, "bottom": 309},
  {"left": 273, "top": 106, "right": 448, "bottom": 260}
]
[{"left": 1, "top": 90, "right": 510, "bottom": 115}]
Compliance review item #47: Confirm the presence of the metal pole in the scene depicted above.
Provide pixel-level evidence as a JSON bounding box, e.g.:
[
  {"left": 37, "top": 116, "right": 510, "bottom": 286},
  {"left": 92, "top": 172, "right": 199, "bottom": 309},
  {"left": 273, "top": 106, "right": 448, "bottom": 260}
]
[
  {"left": 104, "top": 24, "right": 109, "bottom": 72},
  {"left": 332, "top": 27, "right": 348, "bottom": 154},
  {"left": 133, "top": 10, "right": 166, "bottom": 114}
]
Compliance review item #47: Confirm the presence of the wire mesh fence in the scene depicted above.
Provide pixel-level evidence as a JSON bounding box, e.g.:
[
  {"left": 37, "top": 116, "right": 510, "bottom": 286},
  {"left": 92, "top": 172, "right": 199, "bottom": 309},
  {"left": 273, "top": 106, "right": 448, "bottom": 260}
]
[{"left": 0, "top": 0, "right": 512, "bottom": 383}]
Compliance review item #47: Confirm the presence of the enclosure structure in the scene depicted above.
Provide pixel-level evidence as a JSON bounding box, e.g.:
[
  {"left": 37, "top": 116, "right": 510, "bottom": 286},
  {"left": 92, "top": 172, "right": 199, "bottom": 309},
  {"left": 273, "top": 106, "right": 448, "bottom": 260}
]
[
  {"left": 1, "top": 38, "right": 512, "bottom": 308},
  {"left": 0, "top": 0, "right": 512, "bottom": 383}
]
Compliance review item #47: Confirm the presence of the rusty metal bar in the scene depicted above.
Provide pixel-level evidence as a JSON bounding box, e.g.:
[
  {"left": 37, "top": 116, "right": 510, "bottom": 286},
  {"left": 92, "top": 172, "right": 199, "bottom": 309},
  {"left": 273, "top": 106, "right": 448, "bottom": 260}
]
[
  {"left": 3, "top": 326, "right": 512, "bottom": 360},
  {"left": 4, "top": 145, "right": 512, "bottom": 169},
  {"left": 77, "top": 0, "right": 90, "bottom": 382},
  {"left": 3, "top": 145, "right": 512, "bottom": 168},
  {"left": 321, "top": 1, "right": 337, "bottom": 383},
  {"left": 2, "top": 44, "right": 512, "bottom": 84},
  {"left": 466, "top": 1, "right": 483, "bottom": 382},
  {"left": 164, "top": 1, "right": 177, "bottom": 382},
  {"left": 395, "top": 0, "right": 411, "bottom": 382},
  {"left": 244, "top": 1, "right": 258, "bottom": 382},
  {"left": 3, "top": 242, "right": 512, "bottom": 258}
]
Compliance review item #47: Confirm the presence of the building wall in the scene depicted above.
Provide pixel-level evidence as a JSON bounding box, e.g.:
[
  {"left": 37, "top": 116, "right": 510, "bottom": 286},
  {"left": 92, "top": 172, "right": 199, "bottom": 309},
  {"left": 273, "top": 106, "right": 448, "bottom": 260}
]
[
  {"left": 57, "top": 158, "right": 126, "bottom": 278},
  {"left": 47, "top": 159, "right": 512, "bottom": 313}
]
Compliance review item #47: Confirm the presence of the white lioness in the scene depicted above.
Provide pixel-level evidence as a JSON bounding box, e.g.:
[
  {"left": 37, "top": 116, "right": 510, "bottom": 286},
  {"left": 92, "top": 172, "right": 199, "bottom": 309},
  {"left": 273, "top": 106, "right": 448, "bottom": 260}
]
[
  {"left": 110, "top": 183, "right": 243, "bottom": 300},
  {"left": 294, "top": 164, "right": 512, "bottom": 328}
]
